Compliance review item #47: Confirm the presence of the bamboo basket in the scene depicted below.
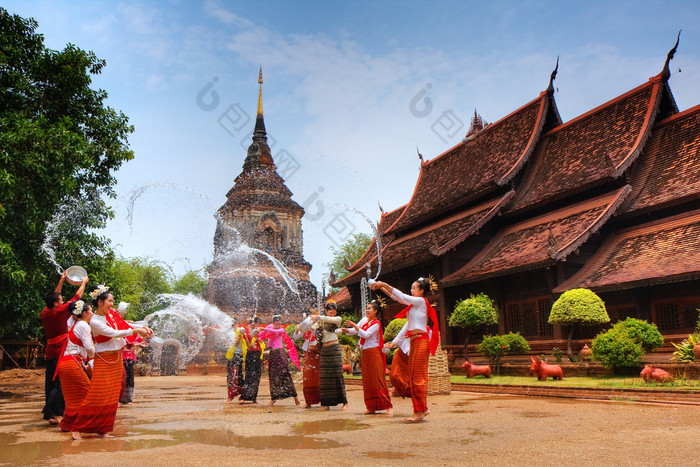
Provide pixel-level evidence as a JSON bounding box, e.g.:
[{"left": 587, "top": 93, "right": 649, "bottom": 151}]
[{"left": 427, "top": 342, "right": 451, "bottom": 395}]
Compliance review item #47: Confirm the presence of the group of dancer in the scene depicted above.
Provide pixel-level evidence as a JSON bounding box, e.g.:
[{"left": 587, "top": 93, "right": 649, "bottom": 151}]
[
  {"left": 40, "top": 272, "right": 153, "bottom": 439},
  {"left": 225, "top": 276, "right": 439, "bottom": 422}
]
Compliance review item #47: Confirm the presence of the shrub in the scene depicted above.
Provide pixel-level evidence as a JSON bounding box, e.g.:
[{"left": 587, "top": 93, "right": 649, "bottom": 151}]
[
  {"left": 613, "top": 318, "right": 664, "bottom": 353},
  {"left": 384, "top": 318, "right": 408, "bottom": 342},
  {"left": 672, "top": 333, "right": 699, "bottom": 363},
  {"left": 592, "top": 327, "right": 644, "bottom": 368},
  {"left": 449, "top": 293, "right": 498, "bottom": 359},
  {"left": 477, "top": 332, "right": 530, "bottom": 374}
]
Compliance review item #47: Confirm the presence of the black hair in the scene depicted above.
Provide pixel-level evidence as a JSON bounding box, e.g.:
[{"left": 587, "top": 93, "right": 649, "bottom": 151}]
[
  {"left": 272, "top": 315, "right": 282, "bottom": 322},
  {"left": 44, "top": 291, "right": 61, "bottom": 308},
  {"left": 324, "top": 302, "right": 337, "bottom": 311},
  {"left": 249, "top": 316, "right": 262, "bottom": 325},
  {"left": 68, "top": 299, "right": 90, "bottom": 318},
  {"left": 414, "top": 277, "right": 431, "bottom": 295},
  {"left": 92, "top": 288, "right": 111, "bottom": 306},
  {"left": 368, "top": 301, "right": 381, "bottom": 313}
]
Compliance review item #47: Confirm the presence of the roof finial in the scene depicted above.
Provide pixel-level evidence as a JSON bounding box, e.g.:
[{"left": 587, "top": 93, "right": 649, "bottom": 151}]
[
  {"left": 546, "top": 56, "right": 559, "bottom": 95},
  {"left": 417, "top": 146, "right": 424, "bottom": 167},
  {"left": 257, "top": 66, "right": 263, "bottom": 116},
  {"left": 661, "top": 30, "right": 681, "bottom": 81}
]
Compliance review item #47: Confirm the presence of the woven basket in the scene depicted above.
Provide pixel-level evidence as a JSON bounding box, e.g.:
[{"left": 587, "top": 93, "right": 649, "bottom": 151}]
[{"left": 427, "top": 342, "right": 451, "bottom": 395}]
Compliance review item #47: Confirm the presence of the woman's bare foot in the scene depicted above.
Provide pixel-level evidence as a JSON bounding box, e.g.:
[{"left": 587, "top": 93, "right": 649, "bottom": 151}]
[
  {"left": 363, "top": 410, "right": 376, "bottom": 415},
  {"left": 319, "top": 406, "right": 329, "bottom": 412},
  {"left": 387, "top": 408, "right": 394, "bottom": 417},
  {"left": 294, "top": 397, "right": 300, "bottom": 406},
  {"left": 71, "top": 431, "right": 81, "bottom": 440},
  {"left": 423, "top": 409, "right": 430, "bottom": 417},
  {"left": 239, "top": 399, "right": 246, "bottom": 404},
  {"left": 226, "top": 398, "right": 232, "bottom": 404},
  {"left": 48, "top": 417, "right": 60, "bottom": 426},
  {"left": 305, "top": 403, "right": 312, "bottom": 408},
  {"left": 341, "top": 403, "right": 348, "bottom": 411},
  {"left": 98, "top": 433, "right": 115, "bottom": 438},
  {"left": 404, "top": 412, "right": 425, "bottom": 423},
  {"left": 268, "top": 400, "right": 276, "bottom": 407}
]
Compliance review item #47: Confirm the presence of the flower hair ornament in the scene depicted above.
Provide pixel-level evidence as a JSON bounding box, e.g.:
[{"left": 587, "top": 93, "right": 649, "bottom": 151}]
[
  {"left": 72, "top": 300, "right": 85, "bottom": 316},
  {"left": 372, "top": 297, "right": 387, "bottom": 310},
  {"left": 89, "top": 284, "right": 110, "bottom": 300},
  {"left": 417, "top": 275, "right": 439, "bottom": 293}
]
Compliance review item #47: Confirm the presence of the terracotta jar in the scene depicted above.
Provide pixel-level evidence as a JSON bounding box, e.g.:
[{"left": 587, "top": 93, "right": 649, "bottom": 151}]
[
  {"left": 447, "top": 350, "right": 456, "bottom": 364},
  {"left": 579, "top": 344, "right": 592, "bottom": 361},
  {"left": 693, "top": 341, "right": 700, "bottom": 360}
]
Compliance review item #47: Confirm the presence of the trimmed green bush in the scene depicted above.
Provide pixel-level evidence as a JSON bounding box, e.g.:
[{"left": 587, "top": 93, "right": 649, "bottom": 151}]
[
  {"left": 591, "top": 327, "right": 644, "bottom": 368},
  {"left": 477, "top": 332, "right": 530, "bottom": 374},
  {"left": 449, "top": 293, "right": 499, "bottom": 359},
  {"left": 384, "top": 318, "right": 408, "bottom": 342},
  {"left": 613, "top": 318, "right": 663, "bottom": 353},
  {"left": 549, "top": 288, "right": 609, "bottom": 360}
]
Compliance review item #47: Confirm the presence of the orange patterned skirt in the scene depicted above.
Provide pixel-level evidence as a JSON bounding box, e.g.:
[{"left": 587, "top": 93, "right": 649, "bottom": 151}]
[
  {"left": 57, "top": 356, "right": 90, "bottom": 432},
  {"left": 302, "top": 347, "right": 320, "bottom": 405},
  {"left": 389, "top": 347, "right": 411, "bottom": 398},
  {"left": 408, "top": 334, "right": 430, "bottom": 413},
  {"left": 360, "top": 347, "right": 392, "bottom": 412},
  {"left": 74, "top": 350, "right": 123, "bottom": 434}
]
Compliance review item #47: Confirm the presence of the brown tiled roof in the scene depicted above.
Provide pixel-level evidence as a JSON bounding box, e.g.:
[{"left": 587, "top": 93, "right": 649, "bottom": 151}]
[
  {"left": 346, "top": 204, "right": 406, "bottom": 272},
  {"left": 621, "top": 103, "right": 700, "bottom": 216},
  {"left": 554, "top": 209, "right": 700, "bottom": 293},
  {"left": 334, "top": 192, "right": 515, "bottom": 287},
  {"left": 329, "top": 286, "right": 352, "bottom": 311},
  {"left": 504, "top": 80, "right": 665, "bottom": 215},
  {"left": 385, "top": 92, "right": 555, "bottom": 235},
  {"left": 442, "top": 187, "right": 631, "bottom": 287}
]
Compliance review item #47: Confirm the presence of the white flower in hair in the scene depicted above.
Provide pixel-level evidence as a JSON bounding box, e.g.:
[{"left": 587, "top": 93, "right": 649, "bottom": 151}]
[
  {"left": 89, "top": 284, "right": 110, "bottom": 300},
  {"left": 72, "top": 300, "right": 85, "bottom": 316}
]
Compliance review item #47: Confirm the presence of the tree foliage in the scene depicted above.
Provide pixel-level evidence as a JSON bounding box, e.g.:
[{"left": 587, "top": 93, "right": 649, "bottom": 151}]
[
  {"left": 0, "top": 8, "right": 133, "bottom": 339},
  {"left": 323, "top": 232, "right": 374, "bottom": 288},
  {"left": 548, "top": 289, "right": 609, "bottom": 325},
  {"left": 384, "top": 318, "right": 407, "bottom": 342},
  {"left": 477, "top": 332, "right": 530, "bottom": 374},
  {"left": 449, "top": 293, "right": 498, "bottom": 359}
]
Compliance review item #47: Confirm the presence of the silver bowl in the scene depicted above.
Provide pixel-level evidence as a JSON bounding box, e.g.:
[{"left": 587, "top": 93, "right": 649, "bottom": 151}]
[{"left": 65, "top": 265, "right": 87, "bottom": 286}]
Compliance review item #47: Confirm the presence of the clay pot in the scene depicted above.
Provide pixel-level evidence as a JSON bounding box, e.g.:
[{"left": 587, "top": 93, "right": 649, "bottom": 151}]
[
  {"left": 447, "top": 351, "right": 456, "bottom": 364},
  {"left": 579, "top": 344, "right": 592, "bottom": 361},
  {"left": 693, "top": 341, "right": 700, "bottom": 360}
]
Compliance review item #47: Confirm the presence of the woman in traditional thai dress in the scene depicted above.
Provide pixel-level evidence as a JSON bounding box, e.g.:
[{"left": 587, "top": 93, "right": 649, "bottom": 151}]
[
  {"left": 344, "top": 300, "right": 393, "bottom": 415},
  {"left": 369, "top": 277, "right": 439, "bottom": 422},
  {"left": 258, "top": 315, "right": 300, "bottom": 407},
  {"left": 73, "top": 285, "right": 151, "bottom": 436},
  {"left": 57, "top": 299, "right": 94, "bottom": 439},
  {"left": 311, "top": 300, "right": 348, "bottom": 411},
  {"left": 386, "top": 325, "right": 432, "bottom": 398},
  {"left": 239, "top": 317, "right": 265, "bottom": 404},
  {"left": 225, "top": 321, "right": 244, "bottom": 403},
  {"left": 294, "top": 315, "right": 320, "bottom": 407}
]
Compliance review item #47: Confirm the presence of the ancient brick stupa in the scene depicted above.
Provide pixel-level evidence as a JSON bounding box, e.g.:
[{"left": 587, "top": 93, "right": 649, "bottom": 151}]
[{"left": 205, "top": 69, "right": 316, "bottom": 322}]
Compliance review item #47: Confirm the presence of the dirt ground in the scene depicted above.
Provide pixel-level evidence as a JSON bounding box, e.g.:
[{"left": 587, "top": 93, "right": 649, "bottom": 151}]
[{"left": 1, "top": 369, "right": 698, "bottom": 466}]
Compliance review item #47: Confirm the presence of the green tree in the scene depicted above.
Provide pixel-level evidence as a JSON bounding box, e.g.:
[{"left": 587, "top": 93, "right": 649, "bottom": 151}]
[
  {"left": 323, "top": 232, "right": 373, "bottom": 289},
  {"left": 448, "top": 293, "right": 498, "bottom": 360},
  {"left": 477, "top": 332, "right": 530, "bottom": 375},
  {"left": 104, "top": 257, "right": 172, "bottom": 321},
  {"left": 172, "top": 269, "right": 208, "bottom": 296},
  {"left": 549, "top": 288, "right": 610, "bottom": 361},
  {"left": 384, "top": 318, "right": 408, "bottom": 342},
  {"left": 0, "top": 8, "right": 133, "bottom": 339},
  {"left": 591, "top": 318, "right": 663, "bottom": 369}
]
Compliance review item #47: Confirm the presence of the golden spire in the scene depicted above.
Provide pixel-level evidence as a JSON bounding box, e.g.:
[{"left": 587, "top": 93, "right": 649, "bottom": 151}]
[{"left": 257, "top": 66, "right": 263, "bottom": 116}]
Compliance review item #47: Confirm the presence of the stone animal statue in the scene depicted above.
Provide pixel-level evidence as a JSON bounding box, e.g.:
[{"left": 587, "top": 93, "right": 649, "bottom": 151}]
[
  {"left": 342, "top": 364, "right": 352, "bottom": 375},
  {"left": 462, "top": 361, "right": 491, "bottom": 378},
  {"left": 530, "top": 356, "right": 563, "bottom": 381},
  {"left": 640, "top": 365, "right": 674, "bottom": 383}
]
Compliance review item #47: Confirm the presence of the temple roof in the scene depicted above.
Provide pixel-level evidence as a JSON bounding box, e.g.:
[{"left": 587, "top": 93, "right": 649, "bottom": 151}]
[
  {"left": 384, "top": 90, "right": 557, "bottom": 235},
  {"left": 221, "top": 168, "right": 304, "bottom": 215},
  {"left": 328, "top": 286, "right": 352, "bottom": 311},
  {"left": 335, "top": 192, "right": 515, "bottom": 287},
  {"left": 504, "top": 79, "right": 668, "bottom": 216},
  {"left": 554, "top": 209, "right": 700, "bottom": 293},
  {"left": 441, "top": 187, "right": 631, "bottom": 287},
  {"left": 620, "top": 103, "right": 700, "bottom": 217}
]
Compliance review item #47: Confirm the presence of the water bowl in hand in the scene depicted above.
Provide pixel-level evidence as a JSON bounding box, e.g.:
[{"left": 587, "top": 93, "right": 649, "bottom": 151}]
[{"left": 65, "top": 266, "right": 87, "bottom": 286}]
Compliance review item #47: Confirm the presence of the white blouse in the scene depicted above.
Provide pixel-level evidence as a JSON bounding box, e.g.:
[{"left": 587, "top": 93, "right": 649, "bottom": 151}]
[
  {"left": 392, "top": 325, "right": 432, "bottom": 355},
  {"left": 90, "top": 313, "right": 135, "bottom": 353},
  {"left": 390, "top": 288, "right": 429, "bottom": 337},
  {"left": 64, "top": 317, "right": 95, "bottom": 360},
  {"left": 317, "top": 316, "right": 342, "bottom": 343},
  {"left": 345, "top": 317, "right": 380, "bottom": 349}
]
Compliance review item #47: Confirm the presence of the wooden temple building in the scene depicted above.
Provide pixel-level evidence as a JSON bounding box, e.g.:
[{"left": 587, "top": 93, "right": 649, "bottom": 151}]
[{"left": 333, "top": 39, "right": 700, "bottom": 356}]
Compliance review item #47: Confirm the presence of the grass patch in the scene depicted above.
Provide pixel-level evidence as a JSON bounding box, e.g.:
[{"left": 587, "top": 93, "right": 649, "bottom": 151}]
[{"left": 451, "top": 374, "right": 700, "bottom": 390}]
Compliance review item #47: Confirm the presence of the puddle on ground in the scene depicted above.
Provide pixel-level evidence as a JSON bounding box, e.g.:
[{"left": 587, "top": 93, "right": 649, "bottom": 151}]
[
  {"left": 292, "top": 419, "right": 368, "bottom": 435},
  {"left": 365, "top": 451, "right": 412, "bottom": 459},
  {"left": 520, "top": 411, "right": 559, "bottom": 418},
  {"left": 457, "top": 428, "right": 493, "bottom": 445},
  {"left": 448, "top": 409, "right": 476, "bottom": 414}
]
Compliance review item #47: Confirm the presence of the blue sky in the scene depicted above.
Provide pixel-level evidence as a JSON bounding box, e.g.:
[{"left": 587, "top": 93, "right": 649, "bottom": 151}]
[{"left": 5, "top": 1, "right": 700, "bottom": 287}]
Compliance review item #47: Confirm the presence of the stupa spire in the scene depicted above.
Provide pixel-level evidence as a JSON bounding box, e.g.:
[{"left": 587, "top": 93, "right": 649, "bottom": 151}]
[
  {"left": 257, "top": 66, "right": 263, "bottom": 116},
  {"left": 252, "top": 66, "right": 268, "bottom": 143}
]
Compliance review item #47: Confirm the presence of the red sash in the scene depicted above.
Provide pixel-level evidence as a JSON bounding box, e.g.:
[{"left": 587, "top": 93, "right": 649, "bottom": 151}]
[
  {"left": 54, "top": 322, "right": 84, "bottom": 380},
  {"left": 394, "top": 298, "right": 440, "bottom": 355},
  {"left": 47, "top": 333, "right": 68, "bottom": 345},
  {"left": 93, "top": 310, "right": 133, "bottom": 344},
  {"left": 361, "top": 318, "right": 385, "bottom": 366}
]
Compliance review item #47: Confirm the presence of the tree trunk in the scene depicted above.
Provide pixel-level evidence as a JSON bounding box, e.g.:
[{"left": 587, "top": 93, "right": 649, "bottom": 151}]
[
  {"left": 464, "top": 333, "right": 471, "bottom": 361},
  {"left": 567, "top": 325, "right": 575, "bottom": 362}
]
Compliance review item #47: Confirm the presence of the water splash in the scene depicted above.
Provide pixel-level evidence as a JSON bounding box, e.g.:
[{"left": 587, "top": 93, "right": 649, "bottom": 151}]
[
  {"left": 330, "top": 204, "right": 383, "bottom": 280},
  {"left": 143, "top": 293, "right": 237, "bottom": 366},
  {"left": 126, "top": 182, "right": 211, "bottom": 232}
]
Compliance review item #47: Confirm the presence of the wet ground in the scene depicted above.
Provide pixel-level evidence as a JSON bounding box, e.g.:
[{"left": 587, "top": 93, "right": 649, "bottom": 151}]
[{"left": 1, "top": 370, "right": 698, "bottom": 466}]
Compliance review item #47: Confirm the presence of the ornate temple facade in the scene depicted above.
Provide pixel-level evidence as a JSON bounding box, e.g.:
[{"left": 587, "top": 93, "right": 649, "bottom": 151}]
[
  {"left": 206, "top": 70, "right": 316, "bottom": 322},
  {"left": 334, "top": 39, "right": 700, "bottom": 355}
]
